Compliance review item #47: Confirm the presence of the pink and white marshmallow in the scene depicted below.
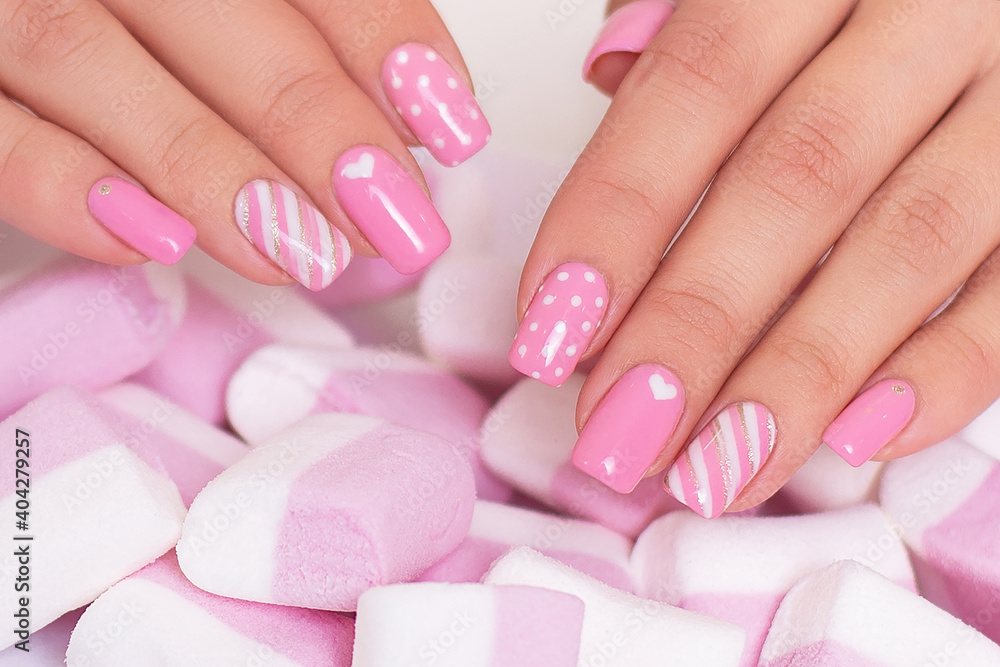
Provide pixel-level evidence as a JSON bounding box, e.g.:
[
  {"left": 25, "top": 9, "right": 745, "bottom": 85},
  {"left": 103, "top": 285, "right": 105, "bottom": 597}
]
[
  {"left": 484, "top": 547, "right": 746, "bottom": 667},
  {"left": 776, "top": 445, "right": 884, "bottom": 513},
  {"left": 177, "top": 413, "right": 475, "bottom": 611},
  {"left": 353, "top": 583, "right": 583, "bottom": 667},
  {"left": 630, "top": 505, "right": 916, "bottom": 666},
  {"left": 419, "top": 500, "right": 633, "bottom": 591},
  {"left": 479, "top": 374, "right": 680, "bottom": 539},
  {"left": 759, "top": 561, "right": 1000, "bottom": 666}
]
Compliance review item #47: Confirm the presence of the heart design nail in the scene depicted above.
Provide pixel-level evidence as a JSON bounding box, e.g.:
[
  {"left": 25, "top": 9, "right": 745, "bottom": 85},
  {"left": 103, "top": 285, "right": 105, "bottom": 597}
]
[
  {"left": 648, "top": 373, "right": 677, "bottom": 401},
  {"left": 342, "top": 152, "right": 375, "bottom": 180}
]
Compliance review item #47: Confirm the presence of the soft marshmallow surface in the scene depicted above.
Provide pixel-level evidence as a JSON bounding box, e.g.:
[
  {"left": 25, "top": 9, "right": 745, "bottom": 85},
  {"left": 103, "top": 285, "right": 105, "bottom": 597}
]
[
  {"left": 880, "top": 437, "right": 1000, "bottom": 643},
  {"left": 485, "top": 547, "right": 745, "bottom": 667},
  {"left": 177, "top": 413, "right": 475, "bottom": 611},
  {"left": 630, "top": 505, "right": 915, "bottom": 666},
  {"left": 353, "top": 582, "right": 584, "bottom": 667},
  {"left": 480, "top": 374, "right": 680, "bottom": 538},
  {"left": 778, "top": 445, "right": 884, "bottom": 513},
  {"left": 759, "top": 560, "right": 1000, "bottom": 666}
]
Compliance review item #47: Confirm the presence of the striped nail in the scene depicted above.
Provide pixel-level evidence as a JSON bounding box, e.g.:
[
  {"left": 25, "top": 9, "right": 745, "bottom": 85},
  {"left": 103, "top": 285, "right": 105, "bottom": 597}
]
[
  {"left": 664, "top": 402, "right": 775, "bottom": 519},
  {"left": 235, "top": 180, "right": 352, "bottom": 291}
]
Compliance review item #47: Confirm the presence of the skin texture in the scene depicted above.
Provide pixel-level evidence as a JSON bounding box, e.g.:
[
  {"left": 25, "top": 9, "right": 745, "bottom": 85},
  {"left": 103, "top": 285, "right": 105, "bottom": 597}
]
[{"left": 518, "top": 0, "right": 1000, "bottom": 513}]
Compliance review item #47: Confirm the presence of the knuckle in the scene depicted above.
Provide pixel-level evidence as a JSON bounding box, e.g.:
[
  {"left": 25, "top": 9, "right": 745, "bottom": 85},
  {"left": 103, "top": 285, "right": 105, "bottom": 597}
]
[
  {"left": 767, "top": 327, "right": 854, "bottom": 393},
  {"left": 643, "top": 276, "right": 746, "bottom": 358},
  {"left": 3, "top": 0, "right": 101, "bottom": 68},
  {"left": 256, "top": 66, "right": 339, "bottom": 146},
  {"left": 150, "top": 115, "right": 219, "bottom": 186},
  {"left": 930, "top": 320, "right": 995, "bottom": 391}
]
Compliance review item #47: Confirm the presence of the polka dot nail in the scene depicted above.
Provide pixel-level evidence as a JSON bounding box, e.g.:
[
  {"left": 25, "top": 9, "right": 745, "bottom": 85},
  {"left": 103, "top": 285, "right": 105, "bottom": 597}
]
[
  {"left": 508, "top": 262, "right": 608, "bottom": 387},
  {"left": 382, "top": 43, "right": 491, "bottom": 167}
]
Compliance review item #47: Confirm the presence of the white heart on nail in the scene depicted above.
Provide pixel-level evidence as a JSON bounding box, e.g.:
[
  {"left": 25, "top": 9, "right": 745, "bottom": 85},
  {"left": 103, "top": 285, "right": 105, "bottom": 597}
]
[
  {"left": 342, "top": 152, "right": 375, "bottom": 180},
  {"left": 648, "top": 373, "right": 677, "bottom": 401}
]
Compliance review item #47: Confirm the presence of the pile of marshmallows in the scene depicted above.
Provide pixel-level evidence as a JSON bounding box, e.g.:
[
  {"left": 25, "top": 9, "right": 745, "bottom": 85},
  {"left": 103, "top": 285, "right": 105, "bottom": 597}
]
[{"left": 3, "top": 229, "right": 1000, "bottom": 667}]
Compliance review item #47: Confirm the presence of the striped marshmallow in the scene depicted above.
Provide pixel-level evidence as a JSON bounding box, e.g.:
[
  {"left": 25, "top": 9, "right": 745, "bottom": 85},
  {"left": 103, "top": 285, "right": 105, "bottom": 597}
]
[
  {"left": 665, "top": 402, "right": 776, "bottom": 519},
  {"left": 235, "top": 180, "right": 352, "bottom": 291}
]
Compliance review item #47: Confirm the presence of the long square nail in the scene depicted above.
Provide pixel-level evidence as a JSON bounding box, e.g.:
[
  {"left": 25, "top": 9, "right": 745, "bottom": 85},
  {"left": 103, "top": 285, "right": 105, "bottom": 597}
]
[{"left": 823, "top": 379, "right": 915, "bottom": 467}]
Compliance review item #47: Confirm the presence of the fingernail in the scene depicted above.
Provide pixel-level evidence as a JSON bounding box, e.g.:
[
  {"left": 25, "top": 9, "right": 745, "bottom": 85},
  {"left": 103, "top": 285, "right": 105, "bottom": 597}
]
[
  {"left": 583, "top": 0, "right": 674, "bottom": 81},
  {"left": 88, "top": 177, "right": 196, "bottom": 266},
  {"left": 383, "top": 43, "right": 491, "bottom": 167},
  {"left": 235, "top": 179, "right": 352, "bottom": 291},
  {"left": 333, "top": 145, "right": 450, "bottom": 275},
  {"left": 572, "top": 364, "right": 685, "bottom": 494},
  {"left": 823, "top": 379, "right": 915, "bottom": 467},
  {"left": 664, "top": 402, "right": 776, "bottom": 519},
  {"left": 508, "top": 262, "right": 608, "bottom": 386}
]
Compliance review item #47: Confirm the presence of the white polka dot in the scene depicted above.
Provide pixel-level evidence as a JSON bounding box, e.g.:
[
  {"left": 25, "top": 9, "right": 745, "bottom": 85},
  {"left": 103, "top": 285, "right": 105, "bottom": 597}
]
[
  {"left": 595, "top": 297, "right": 604, "bottom": 308},
  {"left": 470, "top": 110, "right": 480, "bottom": 120},
  {"left": 555, "top": 368, "right": 564, "bottom": 377},
  {"left": 391, "top": 76, "right": 403, "bottom": 89},
  {"left": 447, "top": 78, "right": 458, "bottom": 89},
  {"left": 584, "top": 271, "right": 596, "bottom": 283},
  {"left": 517, "top": 345, "right": 527, "bottom": 357},
  {"left": 459, "top": 136, "right": 472, "bottom": 146},
  {"left": 396, "top": 51, "right": 409, "bottom": 64},
  {"left": 554, "top": 321, "right": 567, "bottom": 333},
  {"left": 528, "top": 322, "right": 539, "bottom": 332},
  {"left": 557, "top": 271, "right": 569, "bottom": 281},
  {"left": 410, "top": 104, "right": 422, "bottom": 116},
  {"left": 582, "top": 322, "right": 592, "bottom": 332},
  {"left": 437, "top": 102, "right": 448, "bottom": 113},
  {"left": 570, "top": 295, "right": 582, "bottom": 307},
  {"left": 566, "top": 346, "right": 577, "bottom": 357},
  {"left": 433, "top": 138, "right": 446, "bottom": 149},
  {"left": 417, "top": 75, "right": 430, "bottom": 87},
  {"left": 425, "top": 50, "right": 437, "bottom": 61},
  {"left": 542, "top": 295, "right": 556, "bottom": 306},
  {"left": 531, "top": 371, "right": 541, "bottom": 379}
]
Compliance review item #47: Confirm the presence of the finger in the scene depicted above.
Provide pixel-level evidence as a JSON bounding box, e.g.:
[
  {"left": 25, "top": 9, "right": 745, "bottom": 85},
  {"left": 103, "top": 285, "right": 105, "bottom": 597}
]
[
  {"left": 512, "top": 0, "right": 856, "bottom": 386},
  {"left": 104, "top": 0, "right": 449, "bottom": 274},
  {"left": 700, "top": 58, "right": 1000, "bottom": 515},
  {"left": 289, "top": 0, "right": 491, "bottom": 166},
  {"left": 572, "top": 0, "right": 995, "bottom": 499},
  {"left": 583, "top": 0, "right": 675, "bottom": 95}
]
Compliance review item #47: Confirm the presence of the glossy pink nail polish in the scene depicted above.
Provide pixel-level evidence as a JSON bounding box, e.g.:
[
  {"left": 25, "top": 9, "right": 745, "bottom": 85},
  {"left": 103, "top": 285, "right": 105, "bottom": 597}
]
[
  {"left": 383, "top": 43, "right": 491, "bottom": 167},
  {"left": 508, "top": 263, "right": 608, "bottom": 386},
  {"left": 572, "top": 364, "right": 685, "bottom": 494},
  {"left": 235, "top": 179, "right": 353, "bottom": 291},
  {"left": 823, "top": 379, "right": 915, "bottom": 467},
  {"left": 88, "top": 177, "right": 196, "bottom": 266},
  {"left": 583, "top": 0, "right": 674, "bottom": 80},
  {"left": 333, "top": 145, "right": 450, "bottom": 275},
  {"left": 664, "top": 402, "right": 776, "bottom": 519}
]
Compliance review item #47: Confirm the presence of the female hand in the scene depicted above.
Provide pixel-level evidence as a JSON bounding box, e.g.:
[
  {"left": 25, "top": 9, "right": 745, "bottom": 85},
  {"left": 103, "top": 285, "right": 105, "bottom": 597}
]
[
  {"left": 0, "top": 0, "right": 490, "bottom": 285},
  {"left": 509, "top": 0, "right": 1000, "bottom": 517}
]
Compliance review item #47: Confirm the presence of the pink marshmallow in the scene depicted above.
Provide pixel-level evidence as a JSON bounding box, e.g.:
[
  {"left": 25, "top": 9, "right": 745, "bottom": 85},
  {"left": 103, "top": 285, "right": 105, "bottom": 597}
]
[
  {"left": 760, "top": 561, "right": 1000, "bottom": 666},
  {"left": 777, "top": 445, "right": 884, "bottom": 513},
  {"left": 0, "top": 387, "right": 186, "bottom": 648},
  {"left": 67, "top": 551, "right": 354, "bottom": 667},
  {"left": 880, "top": 437, "right": 1000, "bottom": 643},
  {"left": 479, "top": 374, "right": 680, "bottom": 539},
  {"left": 420, "top": 500, "right": 633, "bottom": 591},
  {"left": 0, "top": 257, "right": 185, "bottom": 418},
  {"left": 98, "top": 383, "right": 249, "bottom": 506},
  {"left": 630, "top": 506, "right": 916, "bottom": 667},
  {"left": 300, "top": 255, "right": 423, "bottom": 309},
  {"left": 177, "top": 413, "right": 475, "bottom": 611},
  {"left": 353, "top": 583, "right": 584, "bottom": 667},
  {"left": 227, "top": 344, "right": 512, "bottom": 502}
]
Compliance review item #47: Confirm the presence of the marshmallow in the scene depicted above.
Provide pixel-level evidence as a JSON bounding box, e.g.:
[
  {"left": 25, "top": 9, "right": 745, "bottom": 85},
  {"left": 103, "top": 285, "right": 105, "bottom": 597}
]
[
  {"left": 418, "top": 255, "right": 522, "bottom": 390},
  {"left": 67, "top": 551, "right": 354, "bottom": 667},
  {"left": 484, "top": 547, "right": 745, "bottom": 667},
  {"left": 353, "top": 582, "right": 584, "bottom": 667},
  {"left": 420, "top": 500, "right": 633, "bottom": 591},
  {"left": 759, "top": 561, "right": 1000, "bottom": 666},
  {"left": 777, "top": 445, "right": 884, "bottom": 513},
  {"left": 880, "top": 437, "right": 1000, "bottom": 643},
  {"left": 177, "top": 413, "right": 475, "bottom": 611},
  {"left": 98, "top": 383, "right": 249, "bottom": 506},
  {"left": 630, "top": 505, "right": 915, "bottom": 667},
  {"left": 0, "top": 387, "right": 186, "bottom": 648},
  {"left": 301, "top": 255, "right": 423, "bottom": 309},
  {"left": 0, "top": 607, "right": 83, "bottom": 665},
  {"left": 0, "top": 257, "right": 185, "bottom": 418},
  {"left": 479, "top": 374, "right": 679, "bottom": 538},
  {"left": 227, "top": 344, "right": 512, "bottom": 501},
  {"left": 960, "top": 398, "right": 1000, "bottom": 461}
]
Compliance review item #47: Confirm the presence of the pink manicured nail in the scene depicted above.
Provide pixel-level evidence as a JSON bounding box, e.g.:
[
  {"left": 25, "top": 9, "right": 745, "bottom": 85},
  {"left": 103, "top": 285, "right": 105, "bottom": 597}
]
[
  {"left": 383, "top": 43, "right": 491, "bottom": 167},
  {"left": 333, "top": 145, "right": 450, "bottom": 275},
  {"left": 508, "top": 262, "right": 608, "bottom": 386},
  {"left": 823, "top": 379, "right": 915, "bottom": 467},
  {"left": 664, "top": 402, "right": 776, "bottom": 519},
  {"left": 88, "top": 177, "right": 196, "bottom": 266},
  {"left": 572, "top": 364, "right": 685, "bottom": 494},
  {"left": 235, "top": 179, "right": 352, "bottom": 291},
  {"left": 583, "top": 0, "right": 674, "bottom": 80}
]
